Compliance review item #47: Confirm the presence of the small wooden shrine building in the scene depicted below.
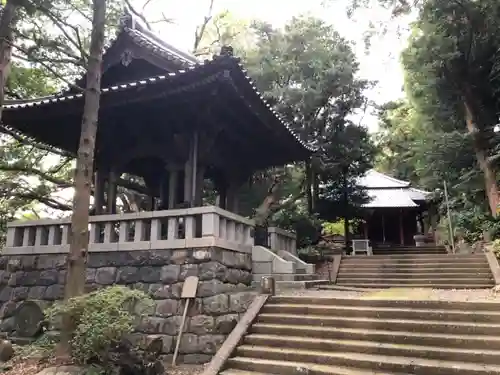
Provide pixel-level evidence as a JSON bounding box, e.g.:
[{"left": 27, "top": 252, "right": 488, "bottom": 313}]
[
  {"left": 356, "top": 170, "right": 431, "bottom": 246},
  {"left": 2, "top": 12, "right": 313, "bottom": 217}
]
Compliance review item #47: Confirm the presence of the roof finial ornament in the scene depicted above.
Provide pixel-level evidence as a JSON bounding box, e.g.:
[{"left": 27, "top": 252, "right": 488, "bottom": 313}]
[{"left": 220, "top": 45, "right": 234, "bottom": 57}]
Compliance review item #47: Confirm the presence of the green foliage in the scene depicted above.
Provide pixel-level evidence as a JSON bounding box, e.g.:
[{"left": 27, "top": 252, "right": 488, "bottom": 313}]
[
  {"left": 322, "top": 219, "right": 361, "bottom": 236},
  {"left": 491, "top": 239, "right": 500, "bottom": 258},
  {"left": 272, "top": 207, "right": 322, "bottom": 248},
  {"left": 45, "top": 286, "right": 153, "bottom": 365}
]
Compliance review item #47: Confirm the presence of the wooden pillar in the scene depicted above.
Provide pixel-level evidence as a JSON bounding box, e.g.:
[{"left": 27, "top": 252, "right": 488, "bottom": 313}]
[
  {"left": 168, "top": 170, "right": 178, "bottom": 209},
  {"left": 399, "top": 209, "right": 404, "bottom": 245},
  {"left": 306, "top": 160, "right": 313, "bottom": 214},
  {"left": 363, "top": 219, "right": 368, "bottom": 240},
  {"left": 194, "top": 166, "right": 205, "bottom": 207},
  {"left": 94, "top": 169, "right": 105, "bottom": 215},
  {"left": 226, "top": 182, "right": 239, "bottom": 214},
  {"left": 159, "top": 171, "right": 169, "bottom": 210},
  {"left": 106, "top": 170, "right": 118, "bottom": 214},
  {"left": 382, "top": 213, "right": 386, "bottom": 244},
  {"left": 218, "top": 182, "right": 227, "bottom": 209}
]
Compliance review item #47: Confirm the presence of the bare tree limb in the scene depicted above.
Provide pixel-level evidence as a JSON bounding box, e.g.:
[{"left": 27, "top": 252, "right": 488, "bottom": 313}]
[{"left": 193, "top": 0, "right": 215, "bottom": 52}]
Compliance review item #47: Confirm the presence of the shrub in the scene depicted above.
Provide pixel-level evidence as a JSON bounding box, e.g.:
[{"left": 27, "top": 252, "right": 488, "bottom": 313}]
[
  {"left": 491, "top": 239, "right": 500, "bottom": 259},
  {"left": 45, "top": 285, "right": 153, "bottom": 365}
]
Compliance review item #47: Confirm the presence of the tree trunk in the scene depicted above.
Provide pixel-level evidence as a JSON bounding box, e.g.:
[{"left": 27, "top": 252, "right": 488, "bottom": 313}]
[
  {"left": 463, "top": 100, "right": 499, "bottom": 217},
  {"left": 60, "top": 0, "right": 106, "bottom": 355},
  {"left": 0, "top": 0, "right": 19, "bottom": 120}
]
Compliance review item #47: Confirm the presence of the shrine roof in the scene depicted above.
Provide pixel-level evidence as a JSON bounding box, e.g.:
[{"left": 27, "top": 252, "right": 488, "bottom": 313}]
[
  {"left": 2, "top": 53, "right": 312, "bottom": 177},
  {"left": 358, "top": 169, "right": 430, "bottom": 208}
]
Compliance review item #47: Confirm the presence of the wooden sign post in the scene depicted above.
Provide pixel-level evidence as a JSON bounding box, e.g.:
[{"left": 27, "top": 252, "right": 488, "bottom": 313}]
[{"left": 172, "top": 275, "right": 199, "bottom": 366}]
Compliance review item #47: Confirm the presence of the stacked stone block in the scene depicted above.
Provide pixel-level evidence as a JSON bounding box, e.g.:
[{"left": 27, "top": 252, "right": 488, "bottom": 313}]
[{"left": 0, "top": 246, "right": 256, "bottom": 364}]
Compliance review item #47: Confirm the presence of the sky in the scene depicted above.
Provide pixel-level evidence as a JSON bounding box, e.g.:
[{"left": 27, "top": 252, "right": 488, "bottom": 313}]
[{"left": 138, "top": 0, "right": 412, "bottom": 132}]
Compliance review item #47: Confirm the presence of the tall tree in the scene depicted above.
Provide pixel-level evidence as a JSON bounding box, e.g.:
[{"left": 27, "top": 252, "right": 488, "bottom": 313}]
[
  {"left": 65, "top": 0, "right": 106, "bottom": 299},
  {"left": 402, "top": 0, "right": 500, "bottom": 216}
]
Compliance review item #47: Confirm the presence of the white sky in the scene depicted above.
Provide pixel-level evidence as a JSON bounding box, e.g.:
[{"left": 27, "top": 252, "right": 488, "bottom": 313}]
[{"left": 138, "top": 0, "right": 411, "bottom": 132}]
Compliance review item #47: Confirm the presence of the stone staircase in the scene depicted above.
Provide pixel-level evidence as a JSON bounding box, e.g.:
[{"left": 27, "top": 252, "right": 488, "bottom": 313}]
[
  {"left": 336, "top": 253, "right": 494, "bottom": 289},
  {"left": 373, "top": 245, "right": 447, "bottom": 255},
  {"left": 220, "top": 296, "right": 500, "bottom": 374}
]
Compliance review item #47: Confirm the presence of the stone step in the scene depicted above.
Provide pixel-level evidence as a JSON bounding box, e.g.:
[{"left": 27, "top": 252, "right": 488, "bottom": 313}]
[
  {"left": 220, "top": 369, "right": 274, "bottom": 375},
  {"left": 250, "top": 323, "right": 500, "bottom": 350},
  {"left": 261, "top": 304, "right": 500, "bottom": 323},
  {"left": 339, "top": 265, "right": 491, "bottom": 272},
  {"left": 341, "top": 254, "right": 486, "bottom": 262},
  {"left": 373, "top": 251, "right": 448, "bottom": 255},
  {"left": 244, "top": 334, "right": 500, "bottom": 365},
  {"left": 225, "top": 357, "right": 400, "bottom": 375},
  {"left": 335, "top": 282, "right": 494, "bottom": 289},
  {"left": 256, "top": 313, "right": 500, "bottom": 335},
  {"left": 268, "top": 296, "right": 500, "bottom": 310},
  {"left": 335, "top": 277, "right": 493, "bottom": 285},
  {"left": 337, "top": 272, "right": 493, "bottom": 279},
  {"left": 234, "top": 345, "right": 500, "bottom": 374},
  {"left": 253, "top": 273, "right": 319, "bottom": 282}
]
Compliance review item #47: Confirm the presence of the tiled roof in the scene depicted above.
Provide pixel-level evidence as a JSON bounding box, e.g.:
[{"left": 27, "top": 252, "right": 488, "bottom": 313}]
[
  {"left": 363, "top": 188, "right": 419, "bottom": 208},
  {"left": 3, "top": 56, "right": 315, "bottom": 153},
  {"left": 357, "top": 170, "right": 410, "bottom": 189}
]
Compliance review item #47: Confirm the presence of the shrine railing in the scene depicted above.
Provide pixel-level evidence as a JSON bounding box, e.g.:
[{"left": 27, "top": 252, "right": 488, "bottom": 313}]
[
  {"left": 268, "top": 226, "right": 297, "bottom": 255},
  {"left": 4, "top": 206, "right": 254, "bottom": 255}
]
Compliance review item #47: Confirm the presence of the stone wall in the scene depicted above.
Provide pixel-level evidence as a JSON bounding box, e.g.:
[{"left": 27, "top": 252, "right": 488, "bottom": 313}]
[{"left": 0, "top": 247, "right": 256, "bottom": 364}]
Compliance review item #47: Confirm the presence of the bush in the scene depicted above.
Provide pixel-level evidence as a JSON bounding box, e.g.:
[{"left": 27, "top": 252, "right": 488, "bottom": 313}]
[
  {"left": 45, "top": 286, "right": 153, "bottom": 365},
  {"left": 491, "top": 239, "right": 500, "bottom": 259}
]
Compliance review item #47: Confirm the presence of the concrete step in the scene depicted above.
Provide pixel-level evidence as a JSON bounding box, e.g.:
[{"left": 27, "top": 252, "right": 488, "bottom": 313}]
[
  {"left": 220, "top": 369, "right": 275, "bottom": 375},
  {"left": 337, "top": 272, "right": 493, "bottom": 279},
  {"left": 341, "top": 254, "right": 487, "bottom": 262},
  {"left": 234, "top": 345, "right": 500, "bottom": 374},
  {"left": 225, "top": 357, "right": 401, "bottom": 375},
  {"left": 256, "top": 313, "right": 500, "bottom": 335},
  {"left": 339, "top": 265, "right": 491, "bottom": 272},
  {"left": 335, "top": 282, "right": 494, "bottom": 289},
  {"left": 335, "top": 277, "right": 493, "bottom": 285},
  {"left": 244, "top": 334, "right": 500, "bottom": 365},
  {"left": 373, "top": 251, "right": 448, "bottom": 255},
  {"left": 261, "top": 304, "right": 500, "bottom": 323},
  {"left": 253, "top": 273, "right": 319, "bottom": 282},
  {"left": 268, "top": 296, "right": 500, "bottom": 310},
  {"left": 250, "top": 323, "right": 500, "bottom": 350}
]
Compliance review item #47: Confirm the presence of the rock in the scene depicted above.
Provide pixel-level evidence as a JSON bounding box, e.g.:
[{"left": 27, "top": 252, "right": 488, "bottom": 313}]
[
  {"left": 224, "top": 268, "right": 242, "bottom": 284},
  {"left": 11, "top": 286, "right": 29, "bottom": 301},
  {"left": 0, "top": 301, "right": 17, "bottom": 319},
  {"left": 215, "top": 314, "right": 238, "bottom": 334},
  {"left": 155, "top": 299, "right": 179, "bottom": 317},
  {"left": 170, "top": 250, "right": 190, "bottom": 265},
  {"left": 84, "top": 268, "right": 96, "bottom": 283},
  {"left": 161, "top": 264, "right": 180, "bottom": 283},
  {"left": 229, "top": 292, "right": 255, "bottom": 313},
  {"left": 0, "top": 340, "right": 13, "bottom": 361},
  {"left": 222, "top": 251, "right": 239, "bottom": 268},
  {"left": 193, "top": 249, "right": 211, "bottom": 263},
  {"left": 203, "top": 294, "right": 229, "bottom": 315},
  {"left": 28, "top": 286, "right": 48, "bottom": 300},
  {"left": 145, "top": 334, "right": 173, "bottom": 354},
  {"left": 0, "top": 287, "right": 12, "bottom": 302},
  {"left": 198, "top": 279, "right": 228, "bottom": 297},
  {"left": 138, "top": 266, "right": 161, "bottom": 283},
  {"left": 36, "top": 255, "right": 66, "bottom": 270},
  {"left": 189, "top": 315, "right": 214, "bottom": 335},
  {"left": 149, "top": 283, "right": 181, "bottom": 299},
  {"left": 95, "top": 267, "right": 117, "bottom": 285},
  {"left": 0, "top": 316, "right": 15, "bottom": 333},
  {"left": 147, "top": 250, "right": 171, "bottom": 266},
  {"left": 162, "top": 316, "right": 182, "bottom": 335},
  {"left": 199, "top": 262, "right": 225, "bottom": 281},
  {"left": 179, "top": 333, "right": 199, "bottom": 354},
  {"left": 39, "top": 270, "right": 59, "bottom": 286},
  {"left": 179, "top": 264, "right": 199, "bottom": 281},
  {"left": 198, "top": 334, "right": 225, "bottom": 354},
  {"left": 44, "top": 284, "right": 64, "bottom": 300},
  {"left": 116, "top": 266, "right": 141, "bottom": 284},
  {"left": 14, "top": 300, "right": 45, "bottom": 337},
  {"left": 137, "top": 317, "right": 165, "bottom": 334}
]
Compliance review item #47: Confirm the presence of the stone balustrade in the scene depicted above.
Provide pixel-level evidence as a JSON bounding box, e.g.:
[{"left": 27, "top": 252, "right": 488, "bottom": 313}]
[
  {"left": 268, "top": 227, "right": 297, "bottom": 255},
  {"left": 4, "top": 206, "right": 254, "bottom": 255}
]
